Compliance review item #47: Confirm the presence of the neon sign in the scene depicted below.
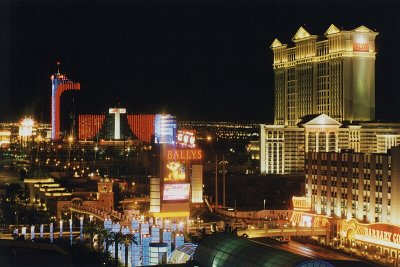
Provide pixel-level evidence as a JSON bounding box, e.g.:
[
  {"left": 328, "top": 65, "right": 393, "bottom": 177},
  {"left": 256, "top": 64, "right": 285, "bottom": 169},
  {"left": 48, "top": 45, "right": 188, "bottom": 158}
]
[
  {"left": 177, "top": 130, "right": 196, "bottom": 148},
  {"left": 360, "top": 225, "right": 400, "bottom": 245},
  {"left": 342, "top": 219, "right": 400, "bottom": 248},
  {"left": 164, "top": 161, "right": 186, "bottom": 182},
  {"left": 166, "top": 149, "right": 202, "bottom": 160},
  {"left": 163, "top": 184, "right": 190, "bottom": 201},
  {"left": 353, "top": 34, "right": 369, "bottom": 52},
  {"left": 353, "top": 42, "right": 369, "bottom": 52}
]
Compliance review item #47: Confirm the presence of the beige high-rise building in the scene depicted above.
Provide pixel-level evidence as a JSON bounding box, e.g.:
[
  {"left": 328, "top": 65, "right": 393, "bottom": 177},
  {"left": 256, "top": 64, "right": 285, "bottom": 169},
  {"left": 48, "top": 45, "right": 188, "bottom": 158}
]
[
  {"left": 258, "top": 25, "right": 395, "bottom": 175},
  {"left": 271, "top": 25, "right": 378, "bottom": 126}
]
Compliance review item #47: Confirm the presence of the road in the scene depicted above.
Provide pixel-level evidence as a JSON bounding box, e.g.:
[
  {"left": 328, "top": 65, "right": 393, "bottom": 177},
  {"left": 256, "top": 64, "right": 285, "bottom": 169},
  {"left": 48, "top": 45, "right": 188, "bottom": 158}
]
[
  {"left": 252, "top": 238, "right": 385, "bottom": 266},
  {"left": 0, "top": 168, "right": 20, "bottom": 183}
]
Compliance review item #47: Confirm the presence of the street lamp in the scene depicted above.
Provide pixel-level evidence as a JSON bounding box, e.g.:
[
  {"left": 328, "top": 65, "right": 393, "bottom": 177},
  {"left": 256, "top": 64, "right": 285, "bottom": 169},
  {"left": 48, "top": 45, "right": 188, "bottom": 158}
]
[
  {"left": 93, "top": 145, "right": 99, "bottom": 170},
  {"left": 68, "top": 135, "right": 74, "bottom": 164},
  {"left": 35, "top": 135, "right": 42, "bottom": 164},
  {"left": 218, "top": 155, "right": 228, "bottom": 208}
]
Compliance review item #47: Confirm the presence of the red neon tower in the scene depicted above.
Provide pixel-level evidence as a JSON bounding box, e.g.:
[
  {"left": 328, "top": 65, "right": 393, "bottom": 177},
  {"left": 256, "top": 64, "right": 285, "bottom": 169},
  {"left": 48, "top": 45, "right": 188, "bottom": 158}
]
[{"left": 51, "top": 65, "right": 80, "bottom": 140}]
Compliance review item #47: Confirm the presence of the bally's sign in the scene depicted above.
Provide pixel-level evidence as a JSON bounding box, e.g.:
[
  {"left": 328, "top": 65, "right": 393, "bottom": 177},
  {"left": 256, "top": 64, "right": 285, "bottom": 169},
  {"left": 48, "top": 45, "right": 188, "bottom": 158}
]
[{"left": 166, "top": 149, "right": 203, "bottom": 161}]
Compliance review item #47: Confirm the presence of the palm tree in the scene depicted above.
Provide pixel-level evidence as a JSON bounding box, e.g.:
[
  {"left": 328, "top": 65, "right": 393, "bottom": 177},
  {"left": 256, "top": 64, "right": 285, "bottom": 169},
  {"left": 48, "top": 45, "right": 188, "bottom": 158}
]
[
  {"left": 103, "top": 229, "right": 113, "bottom": 255},
  {"left": 122, "top": 233, "right": 138, "bottom": 267},
  {"left": 83, "top": 220, "right": 97, "bottom": 249},
  {"left": 95, "top": 224, "right": 109, "bottom": 254},
  {"left": 109, "top": 231, "right": 125, "bottom": 266}
]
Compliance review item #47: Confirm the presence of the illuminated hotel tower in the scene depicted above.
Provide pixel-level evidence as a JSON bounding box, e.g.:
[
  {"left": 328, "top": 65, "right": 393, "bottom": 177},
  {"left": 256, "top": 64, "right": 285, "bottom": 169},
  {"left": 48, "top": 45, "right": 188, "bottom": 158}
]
[
  {"left": 271, "top": 25, "right": 378, "bottom": 126},
  {"left": 109, "top": 108, "right": 127, "bottom": 140},
  {"left": 51, "top": 66, "right": 80, "bottom": 140}
]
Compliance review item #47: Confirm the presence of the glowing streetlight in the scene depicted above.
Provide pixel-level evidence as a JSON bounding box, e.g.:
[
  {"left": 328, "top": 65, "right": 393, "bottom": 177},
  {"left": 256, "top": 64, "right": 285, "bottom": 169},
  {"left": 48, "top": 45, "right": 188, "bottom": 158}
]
[
  {"left": 19, "top": 117, "right": 35, "bottom": 137},
  {"left": 178, "top": 221, "right": 184, "bottom": 231},
  {"left": 218, "top": 155, "right": 229, "bottom": 208},
  {"left": 68, "top": 136, "right": 73, "bottom": 164},
  {"left": 94, "top": 145, "right": 99, "bottom": 168}
]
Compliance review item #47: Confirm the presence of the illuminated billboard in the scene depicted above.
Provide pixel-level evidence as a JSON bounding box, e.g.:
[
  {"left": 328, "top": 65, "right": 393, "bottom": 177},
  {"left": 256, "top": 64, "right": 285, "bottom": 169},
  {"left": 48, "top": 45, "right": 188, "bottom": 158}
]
[
  {"left": 164, "top": 161, "right": 186, "bottom": 182},
  {"left": 163, "top": 184, "right": 190, "bottom": 201},
  {"left": 154, "top": 114, "right": 176, "bottom": 144},
  {"left": 177, "top": 130, "right": 196, "bottom": 148}
]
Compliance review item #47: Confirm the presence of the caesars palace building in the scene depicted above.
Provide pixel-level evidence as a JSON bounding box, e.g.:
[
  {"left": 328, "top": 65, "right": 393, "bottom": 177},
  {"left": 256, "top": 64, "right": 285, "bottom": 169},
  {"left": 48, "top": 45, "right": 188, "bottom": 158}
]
[
  {"left": 259, "top": 24, "right": 400, "bottom": 175},
  {"left": 259, "top": 25, "right": 400, "bottom": 262}
]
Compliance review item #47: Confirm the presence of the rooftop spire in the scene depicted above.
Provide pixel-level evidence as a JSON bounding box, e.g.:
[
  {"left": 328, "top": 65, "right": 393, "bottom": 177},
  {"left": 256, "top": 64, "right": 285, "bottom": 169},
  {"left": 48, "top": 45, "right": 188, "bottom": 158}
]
[{"left": 56, "top": 61, "right": 61, "bottom": 75}]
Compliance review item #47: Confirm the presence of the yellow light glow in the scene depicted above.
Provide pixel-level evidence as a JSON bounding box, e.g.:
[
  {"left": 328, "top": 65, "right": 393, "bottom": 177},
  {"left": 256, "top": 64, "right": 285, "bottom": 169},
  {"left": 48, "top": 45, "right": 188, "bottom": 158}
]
[
  {"left": 24, "top": 178, "right": 54, "bottom": 183},
  {"left": 355, "top": 234, "right": 400, "bottom": 250},
  {"left": 152, "top": 212, "right": 190, "bottom": 218}
]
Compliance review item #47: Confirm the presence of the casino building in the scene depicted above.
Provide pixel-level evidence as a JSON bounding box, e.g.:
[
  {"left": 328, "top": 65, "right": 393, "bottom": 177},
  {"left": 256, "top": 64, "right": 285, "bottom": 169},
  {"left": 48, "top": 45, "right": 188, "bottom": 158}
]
[
  {"left": 271, "top": 24, "right": 377, "bottom": 126},
  {"left": 305, "top": 147, "right": 400, "bottom": 263},
  {"left": 260, "top": 24, "right": 400, "bottom": 264},
  {"left": 78, "top": 110, "right": 156, "bottom": 143},
  {"left": 259, "top": 25, "right": 400, "bottom": 175}
]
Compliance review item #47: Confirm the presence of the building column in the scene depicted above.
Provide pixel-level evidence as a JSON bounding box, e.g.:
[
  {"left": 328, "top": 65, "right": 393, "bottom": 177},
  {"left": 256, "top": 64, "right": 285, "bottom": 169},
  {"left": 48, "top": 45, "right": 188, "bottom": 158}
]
[
  {"left": 305, "top": 131, "right": 309, "bottom": 153},
  {"left": 335, "top": 132, "right": 339, "bottom": 152},
  {"left": 325, "top": 131, "right": 329, "bottom": 152},
  {"left": 281, "top": 142, "right": 285, "bottom": 173},
  {"left": 316, "top": 131, "right": 319, "bottom": 152},
  {"left": 277, "top": 142, "right": 280, "bottom": 174},
  {"left": 385, "top": 137, "right": 388, "bottom": 152},
  {"left": 266, "top": 142, "right": 269, "bottom": 174},
  {"left": 268, "top": 142, "right": 274, "bottom": 173}
]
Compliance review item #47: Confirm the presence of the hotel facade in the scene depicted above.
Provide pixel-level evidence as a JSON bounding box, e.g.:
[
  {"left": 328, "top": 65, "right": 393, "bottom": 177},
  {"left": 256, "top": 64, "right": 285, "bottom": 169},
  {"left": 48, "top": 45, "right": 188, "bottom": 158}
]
[
  {"left": 271, "top": 24, "right": 377, "bottom": 126},
  {"left": 260, "top": 24, "right": 400, "bottom": 264},
  {"left": 260, "top": 118, "right": 400, "bottom": 174},
  {"left": 304, "top": 147, "right": 400, "bottom": 262},
  {"left": 259, "top": 25, "right": 400, "bottom": 175}
]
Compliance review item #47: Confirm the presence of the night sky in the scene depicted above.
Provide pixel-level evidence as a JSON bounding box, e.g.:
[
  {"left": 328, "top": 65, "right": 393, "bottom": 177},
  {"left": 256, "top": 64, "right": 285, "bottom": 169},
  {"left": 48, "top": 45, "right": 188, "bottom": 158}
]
[{"left": 1, "top": 0, "right": 399, "bottom": 123}]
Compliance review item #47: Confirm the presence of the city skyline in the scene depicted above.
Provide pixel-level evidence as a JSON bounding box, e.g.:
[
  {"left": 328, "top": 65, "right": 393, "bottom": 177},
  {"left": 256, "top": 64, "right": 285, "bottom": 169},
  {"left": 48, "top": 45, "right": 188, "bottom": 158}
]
[{"left": 1, "top": 0, "right": 399, "bottom": 123}]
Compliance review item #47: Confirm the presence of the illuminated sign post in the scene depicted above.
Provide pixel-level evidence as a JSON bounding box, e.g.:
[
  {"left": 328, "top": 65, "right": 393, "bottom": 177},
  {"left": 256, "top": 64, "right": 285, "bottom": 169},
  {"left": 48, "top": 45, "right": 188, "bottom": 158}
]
[
  {"left": 109, "top": 108, "right": 126, "bottom": 140},
  {"left": 153, "top": 142, "right": 203, "bottom": 216}
]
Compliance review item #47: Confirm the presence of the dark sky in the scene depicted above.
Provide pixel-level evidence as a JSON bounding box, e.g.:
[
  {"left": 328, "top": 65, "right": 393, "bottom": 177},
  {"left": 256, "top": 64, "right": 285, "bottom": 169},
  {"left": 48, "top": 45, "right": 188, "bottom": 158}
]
[{"left": 1, "top": 0, "right": 399, "bottom": 123}]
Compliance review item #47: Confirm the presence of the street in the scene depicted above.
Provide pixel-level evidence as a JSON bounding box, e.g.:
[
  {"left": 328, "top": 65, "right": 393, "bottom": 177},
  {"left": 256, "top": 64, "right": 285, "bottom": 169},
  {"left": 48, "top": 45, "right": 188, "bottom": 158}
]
[{"left": 252, "top": 238, "right": 386, "bottom": 266}]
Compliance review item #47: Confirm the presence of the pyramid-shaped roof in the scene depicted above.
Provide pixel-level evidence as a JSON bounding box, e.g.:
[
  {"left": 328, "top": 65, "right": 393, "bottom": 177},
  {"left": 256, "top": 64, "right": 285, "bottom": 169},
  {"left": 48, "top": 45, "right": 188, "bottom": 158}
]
[
  {"left": 292, "top": 26, "right": 313, "bottom": 41},
  {"left": 354, "top": 25, "right": 374, "bottom": 33},
  {"left": 325, "top": 24, "right": 341, "bottom": 36},
  {"left": 300, "top": 114, "right": 342, "bottom": 127},
  {"left": 270, "top": 38, "right": 283, "bottom": 49}
]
